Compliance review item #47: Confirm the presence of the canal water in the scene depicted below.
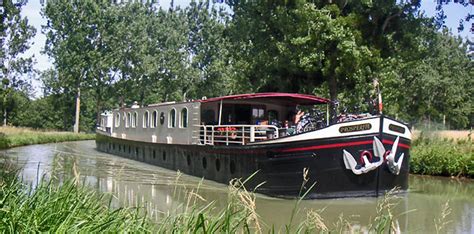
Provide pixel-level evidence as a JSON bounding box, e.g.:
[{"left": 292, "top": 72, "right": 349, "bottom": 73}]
[{"left": 2, "top": 141, "right": 473, "bottom": 233}]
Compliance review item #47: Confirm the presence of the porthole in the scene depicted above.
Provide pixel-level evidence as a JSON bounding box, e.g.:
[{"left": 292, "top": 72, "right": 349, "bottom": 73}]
[
  {"left": 215, "top": 158, "right": 221, "bottom": 172},
  {"left": 202, "top": 157, "right": 207, "bottom": 169},
  {"left": 230, "top": 161, "right": 236, "bottom": 174},
  {"left": 187, "top": 154, "right": 191, "bottom": 166},
  {"left": 162, "top": 151, "right": 166, "bottom": 161}
]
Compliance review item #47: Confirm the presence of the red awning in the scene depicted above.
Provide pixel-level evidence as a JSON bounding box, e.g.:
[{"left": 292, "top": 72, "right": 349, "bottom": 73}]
[{"left": 197, "top": 92, "right": 329, "bottom": 105}]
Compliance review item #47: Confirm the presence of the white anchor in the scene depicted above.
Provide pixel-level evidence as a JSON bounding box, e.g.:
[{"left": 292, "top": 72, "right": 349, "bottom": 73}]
[
  {"left": 343, "top": 136, "right": 384, "bottom": 175},
  {"left": 385, "top": 136, "right": 405, "bottom": 175},
  {"left": 343, "top": 136, "right": 404, "bottom": 175}
]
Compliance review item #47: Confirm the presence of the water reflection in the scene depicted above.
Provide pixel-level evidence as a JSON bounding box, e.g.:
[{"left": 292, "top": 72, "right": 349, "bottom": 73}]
[{"left": 2, "top": 141, "right": 473, "bottom": 232}]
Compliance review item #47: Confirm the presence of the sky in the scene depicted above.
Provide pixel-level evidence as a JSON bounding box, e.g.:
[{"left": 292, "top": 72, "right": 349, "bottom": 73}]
[{"left": 19, "top": 0, "right": 473, "bottom": 96}]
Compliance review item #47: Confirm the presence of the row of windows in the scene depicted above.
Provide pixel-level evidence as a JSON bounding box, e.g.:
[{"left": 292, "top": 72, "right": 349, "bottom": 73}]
[{"left": 114, "top": 108, "right": 188, "bottom": 129}]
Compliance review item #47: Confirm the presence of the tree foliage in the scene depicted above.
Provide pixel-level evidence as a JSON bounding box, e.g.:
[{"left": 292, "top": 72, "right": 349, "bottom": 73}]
[
  {"left": 3, "top": 0, "right": 472, "bottom": 131},
  {"left": 0, "top": 0, "right": 36, "bottom": 126}
]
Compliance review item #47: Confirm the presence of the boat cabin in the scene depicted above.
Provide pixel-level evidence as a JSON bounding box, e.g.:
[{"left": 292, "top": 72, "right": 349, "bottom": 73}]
[{"left": 99, "top": 93, "right": 330, "bottom": 146}]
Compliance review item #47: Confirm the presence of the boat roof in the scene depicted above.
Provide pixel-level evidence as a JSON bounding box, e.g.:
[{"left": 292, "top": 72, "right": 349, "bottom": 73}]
[{"left": 198, "top": 92, "right": 329, "bottom": 105}]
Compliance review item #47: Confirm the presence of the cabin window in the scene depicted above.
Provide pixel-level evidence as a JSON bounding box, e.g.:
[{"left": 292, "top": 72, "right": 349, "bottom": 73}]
[
  {"left": 122, "top": 113, "right": 126, "bottom": 127},
  {"left": 160, "top": 112, "right": 165, "bottom": 125},
  {"left": 252, "top": 106, "right": 266, "bottom": 124},
  {"left": 143, "top": 111, "right": 150, "bottom": 128},
  {"left": 131, "top": 112, "right": 138, "bottom": 128},
  {"left": 126, "top": 112, "right": 131, "bottom": 128},
  {"left": 168, "top": 109, "right": 176, "bottom": 128},
  {"left": 115, "top": 113, "right": 120, "bottom": 127},
  {"left": 180, "top": 108, "right": 188, "bottom": 128},
  {"left": 152, "top": 111, "right": 158, "bottom": 128}
]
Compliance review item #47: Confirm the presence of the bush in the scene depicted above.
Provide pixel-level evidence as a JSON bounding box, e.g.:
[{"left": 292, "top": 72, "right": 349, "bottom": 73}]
[{"left": 410, "top": 136, "right": 473, "bottom": 178}]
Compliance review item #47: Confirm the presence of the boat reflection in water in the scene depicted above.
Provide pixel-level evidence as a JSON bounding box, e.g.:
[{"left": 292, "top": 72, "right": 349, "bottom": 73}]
[{"left": 5, "top": 141, "right": 474, "bottom": 233}]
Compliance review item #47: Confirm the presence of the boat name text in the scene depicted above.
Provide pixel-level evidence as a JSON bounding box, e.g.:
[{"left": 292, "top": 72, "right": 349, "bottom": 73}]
[{"left": 339, "top": 123, "right": 372, "bottom": 133}]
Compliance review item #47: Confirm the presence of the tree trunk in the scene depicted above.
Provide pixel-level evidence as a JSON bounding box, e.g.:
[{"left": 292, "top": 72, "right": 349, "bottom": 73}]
[
  {"left": 3, "top": 104, "right": 6, "bottom": 126},
  {"left": 2, "top": 88, "right": 8, "bottom": 126},
  {"left": 96, "top": 96, "right": 101, "bottom": 126},
  {"left": 95, "top": 80, "right": 102, "bottom": 125},
  {"left": 73, "top": 86, "right": 81, "bottom": 133}
]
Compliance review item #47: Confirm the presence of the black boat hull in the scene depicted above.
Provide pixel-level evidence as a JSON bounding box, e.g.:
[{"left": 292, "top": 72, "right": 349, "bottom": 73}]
[{"left": 96, "top": 117, "right": 410, "bottom": 199}]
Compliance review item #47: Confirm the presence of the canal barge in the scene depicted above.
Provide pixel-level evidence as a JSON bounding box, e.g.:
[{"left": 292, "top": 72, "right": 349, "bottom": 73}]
[{"left": 96, "top": 93, "right": 411, "bottom": 198}]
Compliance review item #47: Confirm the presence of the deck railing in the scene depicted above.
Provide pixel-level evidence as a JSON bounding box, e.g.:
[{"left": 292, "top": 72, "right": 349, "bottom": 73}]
[{"left": 198, "top": 125, "right": 279, "bottom": 145}]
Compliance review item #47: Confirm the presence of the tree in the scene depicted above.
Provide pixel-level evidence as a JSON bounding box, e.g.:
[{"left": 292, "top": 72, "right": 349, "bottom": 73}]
[
  {"left": 227, "top": 2, "right": 383, "bottom": 117},
  {"left": 0, "top": 0, "right": 36, "bottom": 126},
  {"left": 184, "top": 1, "right": 236, "bottom": 98},
  {"left": 381, "top": 30, "right": 473, "bottom": 129},
  {"left": 43, "top": 0, "right": 110, "bottom": 132}
]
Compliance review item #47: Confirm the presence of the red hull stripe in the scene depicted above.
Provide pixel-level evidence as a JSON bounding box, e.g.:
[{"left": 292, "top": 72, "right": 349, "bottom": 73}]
[
  {"left": 279, "top": 140, "right": 373, "bottom": 153},
  {"left": 382, "top": 139, "right": 410, "bottom": 149},
  {"left": 279, "top": 138, "right": 410, "bottom": 153}
]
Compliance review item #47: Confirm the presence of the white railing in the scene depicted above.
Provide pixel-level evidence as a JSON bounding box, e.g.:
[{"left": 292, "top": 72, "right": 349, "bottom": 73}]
[
  {"left": 96, "top": 126, "right": 112, "bottom": 135},
  {"left": 198, "top": 125, "right": 279, "bottom": 145}
]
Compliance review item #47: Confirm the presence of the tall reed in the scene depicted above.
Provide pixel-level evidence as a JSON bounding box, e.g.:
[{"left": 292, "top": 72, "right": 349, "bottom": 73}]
[{"left": 0, "top": 178, "right": 154, "bottom": 232}]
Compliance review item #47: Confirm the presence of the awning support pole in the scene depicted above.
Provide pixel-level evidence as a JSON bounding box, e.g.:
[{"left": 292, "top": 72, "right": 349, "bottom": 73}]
[
  {"left": 326, "top": 103, "right": 330, "bottom": 126},
  {"left": 218, "top": 100, "right": 223, "bottom": 125}
]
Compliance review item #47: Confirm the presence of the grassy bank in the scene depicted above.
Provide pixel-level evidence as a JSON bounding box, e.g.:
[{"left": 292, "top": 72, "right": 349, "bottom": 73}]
[
  {"left": 0, "top": 126, "right": 95, "bottom": 149},
  {"left": 0, "top": 155, "right": 152, "bottom": 232},
  {"left": 410, "top": 132, "right": 473, "bottom": 178},
  {"left": 0, "top": 179, "right": 153, "bottom": 232}
]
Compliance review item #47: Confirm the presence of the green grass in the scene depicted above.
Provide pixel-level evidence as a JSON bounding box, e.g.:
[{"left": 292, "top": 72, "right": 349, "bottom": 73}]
[
  {"left": 0, "top": 179, "right": 154, "bottom": 232},
  {"left": 0, "top": 154, "right": 153, "bottom": 232},
  {"left": 0, "top": 126, "right": 95, "bottom": 149},
  {"left": 410, "top": 133, "right": 473, "bottom": 178}
]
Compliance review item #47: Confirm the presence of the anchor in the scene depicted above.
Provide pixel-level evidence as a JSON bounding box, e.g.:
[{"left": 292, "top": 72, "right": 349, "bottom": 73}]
[
  {"left": 343, "top": 136, "right": 404, "bottom": 175},
  {"left": 343, "top": 136, "right": 384, "bottom": 175},
  {"left": 385, "top": 136, "right": 404, "bottom": 175}
]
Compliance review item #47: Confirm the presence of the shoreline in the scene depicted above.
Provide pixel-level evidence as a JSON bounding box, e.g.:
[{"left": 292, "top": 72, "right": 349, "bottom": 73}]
[{"left": 0, "top": 126, "right": 95, "bottom": 150}]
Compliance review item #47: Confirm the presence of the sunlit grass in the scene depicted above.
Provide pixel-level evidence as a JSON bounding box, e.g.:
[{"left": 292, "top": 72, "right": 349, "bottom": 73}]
[
  {"left": 0, "top": 126, "right": 95, "bottom": 149},
  {"left": 413, "top": 130, "right": 473, "bottom": 141}
]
